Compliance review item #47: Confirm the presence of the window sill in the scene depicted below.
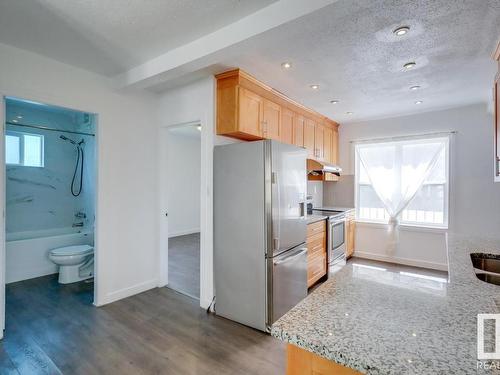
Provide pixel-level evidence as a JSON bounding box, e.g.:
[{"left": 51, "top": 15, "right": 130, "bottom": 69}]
[{"left": 354, "top": 220, "right": 448, "bottom": 234}]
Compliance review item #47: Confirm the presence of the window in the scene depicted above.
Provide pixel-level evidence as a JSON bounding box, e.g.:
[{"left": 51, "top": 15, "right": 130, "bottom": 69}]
[
  {"left": 5, "top": 131, "right": 44, "bottom": 167},
  {"left": 355, "top": 136, "right": 449, "bottom": 228}
]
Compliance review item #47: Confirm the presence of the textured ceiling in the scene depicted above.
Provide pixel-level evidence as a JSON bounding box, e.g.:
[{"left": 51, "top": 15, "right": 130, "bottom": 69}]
[
  {"left": 1, "top": 0, "right": 499, "bottom": 123},
  {"left": 213, "top": 0, "right": 500, "bottom": 123},
  {"left": 0, "top": 0, "right": 276, "bottom": 75}
]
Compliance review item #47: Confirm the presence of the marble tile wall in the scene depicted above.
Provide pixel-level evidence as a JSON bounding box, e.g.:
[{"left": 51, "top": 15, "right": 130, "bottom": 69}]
[{"left": 5, "top": 99, "right": 95, "bottom": 233}]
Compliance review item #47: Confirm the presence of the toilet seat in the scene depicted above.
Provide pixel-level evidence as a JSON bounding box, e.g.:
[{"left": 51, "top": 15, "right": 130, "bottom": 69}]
[{"left": 50, "top": 245, "right": 93, "bottom": 256}]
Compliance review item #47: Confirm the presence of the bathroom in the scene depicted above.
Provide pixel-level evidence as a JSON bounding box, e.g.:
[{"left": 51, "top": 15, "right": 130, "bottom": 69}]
[{"left": 4, "top": 97, "right": 96, "bottom": 295}]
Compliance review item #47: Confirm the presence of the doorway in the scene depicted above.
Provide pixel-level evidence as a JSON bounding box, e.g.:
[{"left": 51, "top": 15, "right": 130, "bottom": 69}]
[
  {"left": 162, "top": 123, "right": 202, "bottom": 299},
  {"left": 3, "top": 96, "right": 97, "bottom": 335}
]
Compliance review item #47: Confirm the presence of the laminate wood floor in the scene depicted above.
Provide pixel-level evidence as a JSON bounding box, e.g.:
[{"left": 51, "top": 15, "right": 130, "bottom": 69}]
[
  {"left": 0, "top": 275, "right": 285, "bottom": 375},
  {"left": 168, "top": 233, "right": 200, "bottom": 299}
]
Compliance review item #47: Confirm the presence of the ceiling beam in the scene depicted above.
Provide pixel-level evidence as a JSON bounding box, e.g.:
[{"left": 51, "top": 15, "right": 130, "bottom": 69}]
[{"left": 114, "top": 0, "right": 338, "bottom": 90}]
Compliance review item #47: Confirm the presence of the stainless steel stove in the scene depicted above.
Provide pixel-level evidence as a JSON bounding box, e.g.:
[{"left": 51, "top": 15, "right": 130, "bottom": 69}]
[{"left": 312, "top": 208, "right": 346, "bottom": 265}]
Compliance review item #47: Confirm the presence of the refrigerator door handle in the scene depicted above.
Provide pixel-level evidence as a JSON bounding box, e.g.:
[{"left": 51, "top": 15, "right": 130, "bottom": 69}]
[
  {"left": 273, "top": 171, "right": 280, "bottom": 251},
  {"left": 273, "top": 247, "right": 307, "bottom": 265}
]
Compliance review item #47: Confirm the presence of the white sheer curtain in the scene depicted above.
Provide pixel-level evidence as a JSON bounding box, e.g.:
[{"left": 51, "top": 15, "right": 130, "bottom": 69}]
[{"left": 356, "top": 136, "right": 447, "bottom": 252}]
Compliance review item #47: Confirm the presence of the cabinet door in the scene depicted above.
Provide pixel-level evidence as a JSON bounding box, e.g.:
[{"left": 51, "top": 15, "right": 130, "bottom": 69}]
[
  {"left": 332, "top": 128, "right": 339, "bottom": 165},
  {"left": 263, "top": 99, "right": 281, "bottom": 140},
  {"left": 304, "top": 118, "right": 316, "bottom": 158},
  {"left": 293, "top": 115, "right": 305, "bottom": 147},
  {"left": 238, "top": 87, "right": 263, "bottom": 138},
  {"left": 281, "top": 108, "right": 294, "bottom": 145},
  {"left": 323, "top": 126, "right": 332, "bottom": 164},
  {"left": 315, "top": 124, "right": 324, "bottom": 161},
  {"left": 346, "top": 219, "right": 355, "bottom": 258}
]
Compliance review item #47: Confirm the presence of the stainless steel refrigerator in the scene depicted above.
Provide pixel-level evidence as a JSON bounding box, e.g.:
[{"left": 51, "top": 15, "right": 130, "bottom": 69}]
[{"left": 214, "top": 140, "right": 308, "bottom": 332}]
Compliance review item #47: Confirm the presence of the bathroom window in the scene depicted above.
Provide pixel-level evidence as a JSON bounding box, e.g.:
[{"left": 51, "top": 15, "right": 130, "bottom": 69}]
[{"left": 5, "top": 131, "right": 44, "bottom": 167}]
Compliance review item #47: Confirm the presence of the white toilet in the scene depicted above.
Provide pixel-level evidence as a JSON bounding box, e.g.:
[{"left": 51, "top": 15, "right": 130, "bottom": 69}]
[{"left": 49, "top": 245, "right": 94, "bottom": 284}]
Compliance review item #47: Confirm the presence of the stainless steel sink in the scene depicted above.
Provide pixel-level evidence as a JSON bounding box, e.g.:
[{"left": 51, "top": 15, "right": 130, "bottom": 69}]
[
  {"left": 471, "top": 254, "right": 500, "bottom": 274},
  {"left": 475, "top": 273, "right": 500, "bottom": 286}
]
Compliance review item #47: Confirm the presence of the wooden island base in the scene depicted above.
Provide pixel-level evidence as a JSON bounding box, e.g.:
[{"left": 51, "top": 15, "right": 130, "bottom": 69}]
[{"left": 286, "top": 344, "right": 362, "bottom": 375}]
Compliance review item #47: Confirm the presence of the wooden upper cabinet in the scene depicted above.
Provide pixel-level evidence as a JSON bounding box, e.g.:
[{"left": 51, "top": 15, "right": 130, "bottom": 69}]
[
  {"left": 238, "top": 87, "right": 263, "bottom": 139},
  {"left": 304, "top": 119, "right": 316, "bottom": 158},
  {"left": 323, "top": 126, "right": 332, "bottom": 164},
  {"left": 281, "top": 108, "right": 294, "bottom": 145},
  {"left": 215, "top": 69, "right": 340, "bottom": 156},
  {"left": 332, "top": 127, "right": 339, "bottom": 165},
  {"left": 314, "top": 124, "right": 325, "bottom": 161},
  {"left": 293, "top": 114, "right": 305, "bottom": 147},
  {"left": 263, "top": 99, "right": 281, "bottom": 140}
]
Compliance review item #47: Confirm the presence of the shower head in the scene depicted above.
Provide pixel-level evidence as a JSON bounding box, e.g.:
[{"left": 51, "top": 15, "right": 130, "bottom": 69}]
[{"left": 60, "top": 134, "right": 77, "bottom": 145}]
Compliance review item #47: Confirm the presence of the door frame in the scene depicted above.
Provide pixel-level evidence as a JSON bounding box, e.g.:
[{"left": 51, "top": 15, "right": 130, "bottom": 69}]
[
  {"left": 0, "top": 94, "right": 100, "bottom": 338},
  {"left": 158, "top": 121, "right": 205, "bottom": 301}
]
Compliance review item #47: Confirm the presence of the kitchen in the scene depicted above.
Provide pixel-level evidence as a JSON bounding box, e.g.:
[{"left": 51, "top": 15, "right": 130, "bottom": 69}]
[
  {"left": 212, "top": 40, "right": 500, "bottom": 373},
  {"left": 0, "top": 1, "right": 499, "bottom": 374}
]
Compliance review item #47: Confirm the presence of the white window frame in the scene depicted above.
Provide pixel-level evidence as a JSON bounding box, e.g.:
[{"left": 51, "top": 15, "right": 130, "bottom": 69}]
[
  {"left": 5, "top": 130, "right": 45, "bottom": 168},
  {"left": 354, "top": 136, "right": 450, "bottom": 229}
]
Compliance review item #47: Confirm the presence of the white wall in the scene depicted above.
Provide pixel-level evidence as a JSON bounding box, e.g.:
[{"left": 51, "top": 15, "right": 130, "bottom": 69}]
[
  {"left": 338, "top": 103, "right": 500, "bottom": 270},
  {"left": 157, "top": 77, "right": 236, "bottom": 309},
  {"left": 167, "top": 131, "right": 201, "bottom": 237},
  {"left": 0, "top": 42, "right": 160, "bottom": 306}
]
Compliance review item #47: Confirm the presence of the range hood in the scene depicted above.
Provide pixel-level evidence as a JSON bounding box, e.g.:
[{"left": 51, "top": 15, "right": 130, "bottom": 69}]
[{"left": 307, "top": 159, "right": 342, "bottom": 175}]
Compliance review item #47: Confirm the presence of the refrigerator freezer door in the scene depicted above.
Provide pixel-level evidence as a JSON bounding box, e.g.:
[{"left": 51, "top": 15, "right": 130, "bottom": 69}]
[
  {"left": 270, "top": 141, "right": 307, "bottom": 256},
  {"left": 270, "top": 244, "right": 308, "bottom": 324}
]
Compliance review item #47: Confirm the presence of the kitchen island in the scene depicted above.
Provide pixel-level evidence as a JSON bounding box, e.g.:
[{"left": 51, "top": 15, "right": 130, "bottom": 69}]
[{"left": 271, "top": 233, "right": 500, "bottom": 374}]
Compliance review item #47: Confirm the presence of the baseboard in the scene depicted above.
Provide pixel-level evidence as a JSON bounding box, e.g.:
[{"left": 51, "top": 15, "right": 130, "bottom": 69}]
[
  {"left": 200, "top": 297, "right": 213, "bottom": 310},
  {"left": 354, "top": 251, "right": 448, "bottom": 271},
  {"left": 96, "top": 279, "right": 158, "bottom": 306},
  {"left": 168, "top": 228, "right": 200, "bottom": 238}
]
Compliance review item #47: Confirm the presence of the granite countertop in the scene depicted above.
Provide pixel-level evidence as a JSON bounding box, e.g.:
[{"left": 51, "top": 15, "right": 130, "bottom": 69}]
[
  {"left": 271, "top": 233, "right": 500, "bottom": 374},
  {"left": 306, "top": 214, "right": 328, "bottom": 225}
]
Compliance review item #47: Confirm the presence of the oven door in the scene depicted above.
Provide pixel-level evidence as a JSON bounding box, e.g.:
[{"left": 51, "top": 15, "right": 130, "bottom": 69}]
[{"left": 328, "top": 218, "right": 346, "bottom": 264}]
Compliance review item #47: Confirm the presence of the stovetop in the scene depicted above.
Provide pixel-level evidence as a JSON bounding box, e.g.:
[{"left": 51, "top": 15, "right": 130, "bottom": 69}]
[{"left": 312, "top": 209, "right": 345, "bottom": 218}]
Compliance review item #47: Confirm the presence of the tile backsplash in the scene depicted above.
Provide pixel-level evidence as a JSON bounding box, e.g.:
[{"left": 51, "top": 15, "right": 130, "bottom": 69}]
[{"left": 307, "top": 181, "right": 323, "bottom": 208}]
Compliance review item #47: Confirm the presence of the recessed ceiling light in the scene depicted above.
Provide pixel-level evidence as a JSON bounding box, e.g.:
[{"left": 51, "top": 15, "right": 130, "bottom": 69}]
[
  {"left": 346, "top": 112, "right": 353, "bottom": 115},
  {"left": 16, "top": 115, "right": 23, "bottom": 119},
  {"left": 281, "top": 62, "right": 292, "bottom": 69},
  {"left": 415, "top": 100, "right": 423, "bottom": 105},
  {"left": 11, "top": 119, "right": 18, "bottom": 123},
  {"left": 403, "top": 62, "right": 416, "bottom": 70},
  {"left": 330, "top": 100, "right": 339, "bottom": 104},
  {"left": 409, "top": 85, "right": 421, "bottom": 91},
  {"left": 310, "top": 84, "right": 319, "bottom": 90},
  {"left": 197, "top": 125, "right": 202, "bottom": 131},
  {"left": 393, "top": 26, "right": 410, "bottom": 36}
]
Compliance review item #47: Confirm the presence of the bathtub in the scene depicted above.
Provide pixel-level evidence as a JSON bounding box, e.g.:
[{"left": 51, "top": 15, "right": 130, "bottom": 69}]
[{"left": 6, "top": 227, "right": 94, "bottom": 284}]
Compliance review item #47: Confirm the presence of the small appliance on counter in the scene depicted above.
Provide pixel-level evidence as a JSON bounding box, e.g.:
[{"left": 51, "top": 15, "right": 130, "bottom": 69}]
[{"left": 306, "top": 195, "right": 314, "bottom": 215}]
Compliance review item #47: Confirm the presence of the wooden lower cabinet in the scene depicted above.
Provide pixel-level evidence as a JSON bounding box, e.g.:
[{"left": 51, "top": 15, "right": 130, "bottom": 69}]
[
  {"left": 287, "top": 344, "right": 362, "bottom": 375},
  {"left": 307, "top": 220, "right": 327, "bottom": 287},
  {"left": 345, "top": 211, "right": 355, "bottom": 258}
]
